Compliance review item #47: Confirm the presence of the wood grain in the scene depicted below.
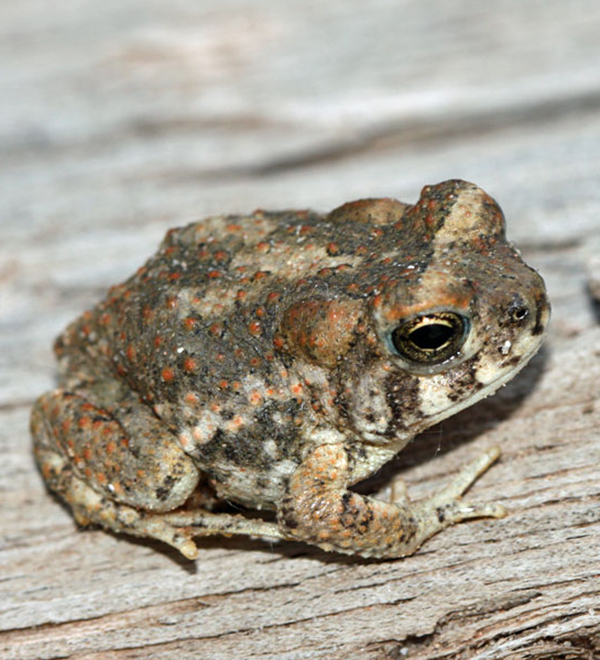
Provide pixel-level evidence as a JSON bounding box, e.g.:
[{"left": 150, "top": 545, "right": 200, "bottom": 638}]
[{"left": 2, "top": 1, "right": 600, "bottom": 658}]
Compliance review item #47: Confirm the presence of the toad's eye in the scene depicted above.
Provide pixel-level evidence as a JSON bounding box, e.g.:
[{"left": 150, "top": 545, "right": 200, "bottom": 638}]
[{"left": 390, "top": 312, "right": 469, "bottom": 365}]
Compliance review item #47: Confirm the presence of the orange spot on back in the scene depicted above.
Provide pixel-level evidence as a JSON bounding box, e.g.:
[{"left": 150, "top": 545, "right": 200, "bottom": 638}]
[
  {"left": 183, "top": 357, "right": 197, "bottom": 373},
  {"left": 248, "top": 321, "right": 262, "bottom": 336}
]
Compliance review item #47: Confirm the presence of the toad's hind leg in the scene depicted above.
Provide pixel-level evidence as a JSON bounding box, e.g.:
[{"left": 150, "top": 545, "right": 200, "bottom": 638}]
[{"left": 32, "top": 389, "right": 283, "bottom": 558}]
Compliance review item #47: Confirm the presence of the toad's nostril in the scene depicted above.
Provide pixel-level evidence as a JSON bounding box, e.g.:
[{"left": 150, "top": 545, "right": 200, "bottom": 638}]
[
  {"left": 511, "top": 306, "right": 529, "bottom": 322},
  {"left": 507, "top": 294, "right": 529, "bottom": 324}
]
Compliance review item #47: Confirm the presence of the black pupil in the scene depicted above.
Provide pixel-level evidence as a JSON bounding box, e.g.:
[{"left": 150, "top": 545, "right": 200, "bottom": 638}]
[{"left": 409, "top": 323, "right": 454, "bottom": 350}]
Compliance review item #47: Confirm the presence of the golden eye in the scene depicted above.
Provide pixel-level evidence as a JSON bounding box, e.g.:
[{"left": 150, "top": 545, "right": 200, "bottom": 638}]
[{"left": 390, "top": 312, "right": 469, "bottom": 365}]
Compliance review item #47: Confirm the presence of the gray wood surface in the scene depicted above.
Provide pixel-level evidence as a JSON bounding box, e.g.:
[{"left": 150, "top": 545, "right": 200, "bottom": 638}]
[{"left": 2, "top": 1, "right": 600, "bottom": 658}]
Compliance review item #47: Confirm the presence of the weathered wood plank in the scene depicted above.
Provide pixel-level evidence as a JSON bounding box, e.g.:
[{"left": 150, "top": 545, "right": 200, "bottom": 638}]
[{"left": 2, "top": 1, "right": 600, "bottom": 658}]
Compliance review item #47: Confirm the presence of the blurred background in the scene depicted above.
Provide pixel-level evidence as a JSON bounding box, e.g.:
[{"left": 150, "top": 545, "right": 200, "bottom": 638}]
[
  {"left": 4, "top": 0, "right": 600, "bottom": 415},
  {"left": 5, "top": 0, "right": 600, "bottom": 401},
  {"left": 5, "top": 0, "right": 600, "bottom": 227}
]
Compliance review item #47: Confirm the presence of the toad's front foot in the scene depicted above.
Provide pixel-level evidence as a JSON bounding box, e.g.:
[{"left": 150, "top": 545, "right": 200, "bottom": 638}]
[
  {"left": 277, "top": 444, "right": 506, "bottom": 559},
  {"left": 410, "top": 446, "right": 506, "bottom": 543}
]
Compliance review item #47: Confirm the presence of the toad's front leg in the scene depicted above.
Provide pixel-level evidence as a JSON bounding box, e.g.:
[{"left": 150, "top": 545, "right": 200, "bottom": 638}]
[{"left": 277, "top": 443, "right": 505, "bottom": 558}]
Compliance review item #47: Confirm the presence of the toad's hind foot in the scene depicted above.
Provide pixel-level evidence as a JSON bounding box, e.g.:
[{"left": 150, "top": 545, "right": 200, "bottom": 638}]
[
  {"left": 160, "top": 511, "right": 285, "bottom": 557},
  {"left": 65, "top": 474, "right": 284, "bottom": 559},
  {"left": 31, "top": 390, "right": 285, "bottom": 558}
]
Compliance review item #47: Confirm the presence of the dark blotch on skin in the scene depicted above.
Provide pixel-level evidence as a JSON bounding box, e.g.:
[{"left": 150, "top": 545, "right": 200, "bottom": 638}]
[
  {"left": 383, "top": 373, "right": 422, "bottom": 435},
  {"left": 445, "top": 359, "right": 484, "bottom": 403},
  {"left": 503, "top": 355, "right": 522, "bottom": 368},
  {"left": 531, "top": 293, "right": 549, "bottom": 336}
]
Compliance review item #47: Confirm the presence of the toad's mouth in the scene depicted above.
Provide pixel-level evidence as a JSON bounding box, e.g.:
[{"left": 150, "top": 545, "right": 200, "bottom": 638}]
[{"left": 418, "top": 334, "right": 547, "bottom": 431}]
